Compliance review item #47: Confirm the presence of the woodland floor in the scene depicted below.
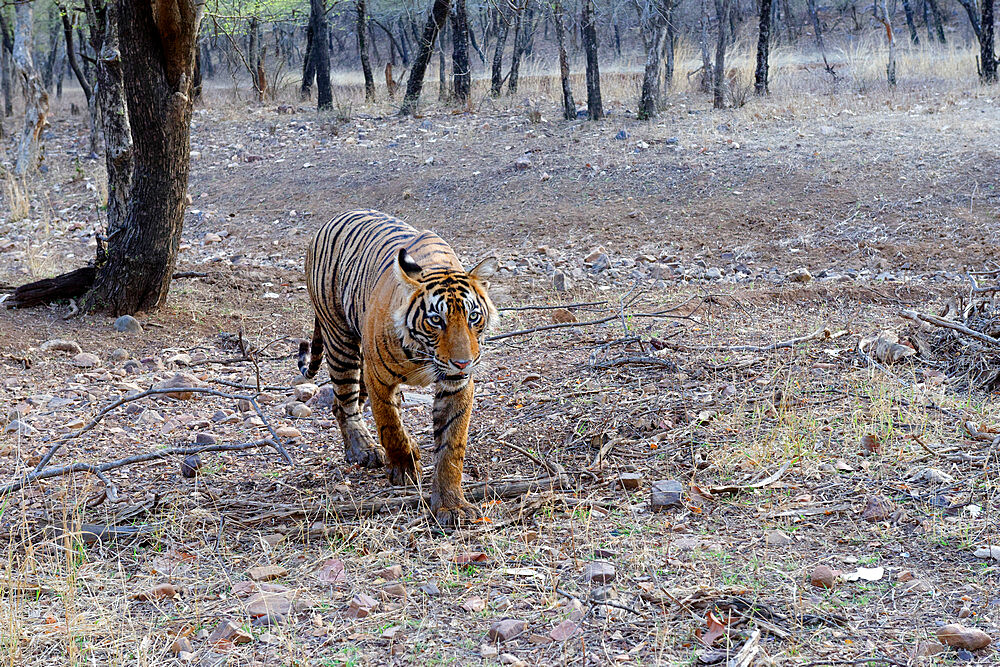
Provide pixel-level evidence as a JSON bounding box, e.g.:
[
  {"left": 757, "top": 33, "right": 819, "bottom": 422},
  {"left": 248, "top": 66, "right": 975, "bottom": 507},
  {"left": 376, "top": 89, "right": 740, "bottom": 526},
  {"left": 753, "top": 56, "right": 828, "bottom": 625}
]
[{"left": 0, "top": 70, "right": 999, "bottom": 666}]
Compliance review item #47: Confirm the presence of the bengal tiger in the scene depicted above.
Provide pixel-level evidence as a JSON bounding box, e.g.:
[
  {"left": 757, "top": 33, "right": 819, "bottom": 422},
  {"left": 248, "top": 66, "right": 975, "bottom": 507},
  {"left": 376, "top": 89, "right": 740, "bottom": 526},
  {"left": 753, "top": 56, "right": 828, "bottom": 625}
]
[{"left": 298, "top": 210, "right": 498, "bottom": 526}]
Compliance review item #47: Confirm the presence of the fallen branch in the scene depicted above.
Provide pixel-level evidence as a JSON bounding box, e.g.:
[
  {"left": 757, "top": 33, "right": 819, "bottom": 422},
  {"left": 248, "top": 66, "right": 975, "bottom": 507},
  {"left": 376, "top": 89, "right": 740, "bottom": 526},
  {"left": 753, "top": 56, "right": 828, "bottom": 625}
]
[
  {"left": 555, "top": 586, "right": 647, "bottom": 617},
  {"left": 901, "top": 309, "right": 1000, "bottom": 348},
  {"left": 32, "top": 386, "right": 294, "bottom": 474},
  {"left": 691, "top": 327, "right": 843, "bottom": 353},
  {"left": 590, "top": 356, "right": 677, "bottom": 370},
  {"left": 498, "top": 300, "right": 608, "bottom": 312},
  {"left": 0, "top": 439, "right": 277, "bottom": 495}
]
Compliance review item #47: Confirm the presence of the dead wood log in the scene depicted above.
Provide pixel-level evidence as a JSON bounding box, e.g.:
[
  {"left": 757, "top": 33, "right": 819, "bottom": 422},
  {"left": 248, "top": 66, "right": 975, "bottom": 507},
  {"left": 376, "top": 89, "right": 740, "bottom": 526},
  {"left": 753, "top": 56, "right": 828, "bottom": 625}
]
[
  {"left": 901, "top": 309, "right": 1000, "bottom": 348},
  {"left": 5, "top": 266, "right": 95, "bottom": 308}
]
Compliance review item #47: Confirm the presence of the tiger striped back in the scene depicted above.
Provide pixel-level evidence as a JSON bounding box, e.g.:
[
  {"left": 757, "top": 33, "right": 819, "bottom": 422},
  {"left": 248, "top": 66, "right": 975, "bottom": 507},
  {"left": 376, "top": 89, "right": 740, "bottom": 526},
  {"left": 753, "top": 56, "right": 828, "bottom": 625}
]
[{"left": 298, "top": 210, "right": 497, "bottom": 527}]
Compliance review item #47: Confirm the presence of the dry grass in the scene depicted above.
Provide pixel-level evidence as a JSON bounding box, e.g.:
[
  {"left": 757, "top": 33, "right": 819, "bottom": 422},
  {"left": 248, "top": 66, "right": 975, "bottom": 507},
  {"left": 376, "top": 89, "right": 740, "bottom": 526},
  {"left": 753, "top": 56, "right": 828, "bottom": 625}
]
[{"left": 2, "top": 173, "right": 31, "bottom": 223}]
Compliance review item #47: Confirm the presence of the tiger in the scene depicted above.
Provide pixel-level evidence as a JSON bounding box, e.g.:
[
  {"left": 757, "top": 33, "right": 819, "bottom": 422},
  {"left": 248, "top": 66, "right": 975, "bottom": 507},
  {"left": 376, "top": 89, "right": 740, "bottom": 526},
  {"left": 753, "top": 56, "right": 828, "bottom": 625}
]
[{"left": 297, "top": 210, "right": 498, "bottom": 527}]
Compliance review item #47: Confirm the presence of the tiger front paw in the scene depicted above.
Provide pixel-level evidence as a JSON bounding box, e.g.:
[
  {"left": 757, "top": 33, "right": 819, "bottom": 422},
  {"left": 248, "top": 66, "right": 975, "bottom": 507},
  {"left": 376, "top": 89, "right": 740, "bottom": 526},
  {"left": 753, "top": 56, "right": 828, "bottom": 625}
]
[
  {"left": 430, "top": 494, "right": 480, "bottom": 529},
  {"left": 386, "top": 455, "right": 422, "bottom": 486}
]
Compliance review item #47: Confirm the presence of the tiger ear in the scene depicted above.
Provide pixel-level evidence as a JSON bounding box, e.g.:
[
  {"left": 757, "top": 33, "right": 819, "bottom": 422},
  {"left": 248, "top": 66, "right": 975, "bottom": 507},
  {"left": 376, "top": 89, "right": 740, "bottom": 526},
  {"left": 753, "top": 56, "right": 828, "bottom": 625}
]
[
  {"left": 468, "top": 255, "right": 498, "bottom": 282},
  {"left": 395, "top": 248, "right": 423, "bottom": 287}
]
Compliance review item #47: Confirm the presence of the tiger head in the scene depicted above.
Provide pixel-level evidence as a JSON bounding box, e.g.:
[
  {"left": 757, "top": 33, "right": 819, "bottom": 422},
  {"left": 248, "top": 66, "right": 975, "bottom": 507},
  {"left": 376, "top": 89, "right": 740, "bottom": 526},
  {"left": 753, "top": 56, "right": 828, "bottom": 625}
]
[{"left": 393, "top": 248, "right": 498, "bottom": 386}]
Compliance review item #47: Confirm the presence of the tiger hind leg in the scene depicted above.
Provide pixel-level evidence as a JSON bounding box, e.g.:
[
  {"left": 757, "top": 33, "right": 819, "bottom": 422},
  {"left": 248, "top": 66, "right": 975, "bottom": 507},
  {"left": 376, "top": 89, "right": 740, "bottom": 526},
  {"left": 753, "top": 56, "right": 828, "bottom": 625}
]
[{"left": 323, "top": 328, "right": 384, "bottom": 469}]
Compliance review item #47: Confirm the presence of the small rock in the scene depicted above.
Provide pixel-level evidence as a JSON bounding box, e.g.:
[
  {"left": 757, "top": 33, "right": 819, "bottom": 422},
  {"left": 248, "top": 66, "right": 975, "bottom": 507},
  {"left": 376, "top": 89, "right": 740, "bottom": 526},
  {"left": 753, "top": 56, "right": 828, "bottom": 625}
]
[
  {"left": 900, "top": 579, "right": 933, "bottom": 593},
  {"left": 936, "top": 624, "right": 992, "bottom": 651},
  {"left": 346, "top": 593, "right": 378, "bottom": 618},
  {"left": 39, "top": 339, "right": 82, "bottom": 354},
  {"left": 4, "top": 420, "right": 36, "bottom": 436},
  {"left": 130, "top": 582, "right": 177, "bottom": 601},
  {"left": 704, "top": 267, "right": 723, "bottom": 280},
  {"left": 911, "top": 641, "right": 946, "bottom": 658},
  {"left": 293, "top": 383, "right": 319, "bottom": 402},
  {"left": 584, "top": 247, "right": 606, "bottom": 264},
  {"left": 549, "top": 619, "right": 578, "bottom": 642},
  {"left": 194, "top": 432, "right": 217, "bottom": 445},
  {"left": 315, "top": 558, "right": 347, "bottom": 585},
  {"left": 286, "top": 402, "right": 312, "bottom": 418},
  {"left": 203, "top": 232, "right": 222, "bottom": 244},
  {"left": 787, "top": 267, "right": 813, "bottom": 283},
  {"left": 958, "top": 606, "right": 972, "bottom": 619},
  {"left": 550, "top": 308, "right": 577, "bottom": 324},
  {"left": 615, "top": 129, "right": 629, "bottom": 140},
  {"left": 462, "top": 596, "right": 486, "bottom": 613},
  {"left": 810, "top": 565, "right": 837, "bottom": 589},
  {"left": 973, "top": 546, "right": 1000, "bottom": 561},
  {"left": 170, "top": 637, "right": 193, "bottom": 655},
  {"left": 113, "top": 315, "right": 143, "bottom": 334},
  {"left": 109, "top": 348, "right": 130, "bottom": 363},
  {"left": 514, "top": 156, "right": 532, "bottom": 170},
  {"left": 581, "top": 561, "right": 616, "bottom": 584},
  {"left": 589, "top": 253, "right": 611, "bottom": 273},
  {"left": 380, "top": 582, "right": 406, "bottom": 600},
  {"left": 499, "top": 654, "right": 526, "bottom": 667},
  {"left": 488, "top": 619, "right": 527, "bottom": 642},
  {"left": 377, "top": 565, "right": 403, "bottom": 581},
  {"left": 552, "top": 271, "right": 572, "bottom": 292},
  {"left": 72, "top": 352, "right": 101, "bottom": 368},
  {"left": 540, "top": 171, "right": 551, "bottom": 182},
  {"left": 275, "top": 426, "right": 302, "bottom": 440},
  {"left": 208, "top": 619, "right": 253, "bottom": 647},
  {"left": 153, "top": 373, "right": 205, "bottom": 400},
  {"left": 618, "top": 472, "right": 642, "bottom": 490},
  {"left": 167, "top": 353, "right": 192, "bottom": 366},
  {"left": 180, "top": 455, "right": 201, "bottom": 478},
  {"left": 862, "top": 494, "right": 895, "bottom": 522},
  {"left": 248, "top": 565, "right": 288, "bottom": 582},
  {"left": 246, "top": 592, "right": 292, "bottom": 618},
  {"left": 481, "top": 644, "right": 499, "bottom": 658},
  {"left": 766, "top": 530, "right": 793, "bottom": 546},
  {"left": 650, "top": 479, "right": 684, "bottom": 510}
]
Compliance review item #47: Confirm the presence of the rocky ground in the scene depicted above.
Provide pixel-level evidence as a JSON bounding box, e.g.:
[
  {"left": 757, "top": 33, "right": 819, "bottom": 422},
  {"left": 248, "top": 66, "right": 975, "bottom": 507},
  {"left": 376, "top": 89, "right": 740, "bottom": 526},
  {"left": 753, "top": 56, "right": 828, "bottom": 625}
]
[{"left": 0, "top": 75, "right": 998, "bottom": 666}]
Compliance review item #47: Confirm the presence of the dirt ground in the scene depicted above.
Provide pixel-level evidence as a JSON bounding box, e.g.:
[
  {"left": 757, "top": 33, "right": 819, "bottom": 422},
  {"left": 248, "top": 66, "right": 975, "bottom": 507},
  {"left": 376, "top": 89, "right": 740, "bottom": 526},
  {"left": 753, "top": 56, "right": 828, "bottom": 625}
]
[{"left": 1, "top": 71, "right": 999, "bottom": 667}]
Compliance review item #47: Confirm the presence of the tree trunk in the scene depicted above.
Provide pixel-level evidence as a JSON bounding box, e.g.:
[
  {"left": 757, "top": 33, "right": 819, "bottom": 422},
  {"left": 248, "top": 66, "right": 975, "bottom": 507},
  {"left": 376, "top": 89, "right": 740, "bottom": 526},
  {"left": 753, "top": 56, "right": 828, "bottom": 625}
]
[
  {"left": 13, "top": 0, "right": 50, "bottom": 176},
  {"left": 309, "top": 0, "right": 332, "bottom": 110},
  {"left": 507, "top": 2, "right": 524, "bottom": 94},
  {"left": 638, "top": 3, "right": 667, "bottom": 120},
  {"left": 61, "top": 5, "right": 93, "bottom": 102},
  {"left": 664, "top": 0, "right": 676, "bottom": 88},
  {"left": 957, "top": 0, "right": 982, "bottom": 40},
  {"left": 468, "top": 14, "right": 485, "bottom": 63},
  {"left": 755, "top": 0, "right": 773, "bottom": 94},
  {"left": 581, "top": 0, "right": 602, "bottom": 120},
  {"left": 451, "top": 0, "right": 470, "bottom": 104},
  {"left": 438, "top": 28, "right": 448, "bottom": 101},
  {"left": 982, "top": 0, "right": 997, "bottom": 82},
  {"left": 699, "top": 0, "right": 713, "bottom": 93},
  {"left": 806, "top": 0, "right": 824, "bottom": 51},
  {"left": 712, "top": 0, "right": 730, "bottom": 109},
  {"left": 490, "top": 9, "right": 509, "bottom": 95},
  {"left": 400, "top": 0, "right": 452, "bottom": 115},
  {"left": 357, "top": 0, "right": 375, "bottom": 101},
  {"left": 0, "top": 16, "right": 11, "bottom": 118},
  {"left": 553, "top": 0, "right": 575, "bottom": 120},
  {"left": 875, "top": 0, "right": 896, "bottom": 87},
  {"left": 301, "top": 21, "right": 315, "bottom": 98},
  {"left": 398, "top": 21, "right": 410, "bottom": 63},
  {"left": 926, "top": 0, "right": 946, "bottom": 43},
  {"left": 84, "top": 0, "right": 201, "bottom": 315},
  {"left": 902, "top": 0, "right": 920, "bottom": 44},
  {"left": 44, "top": 5, "right": 61, "bottom": 92}
]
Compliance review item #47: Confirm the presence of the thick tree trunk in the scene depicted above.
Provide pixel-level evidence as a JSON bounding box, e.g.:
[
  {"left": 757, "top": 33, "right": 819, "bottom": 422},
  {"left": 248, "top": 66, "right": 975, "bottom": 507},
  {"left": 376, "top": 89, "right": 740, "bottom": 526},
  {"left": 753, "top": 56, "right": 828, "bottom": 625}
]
[
  {"left": 507, "top": 3, "right": 524, "bottom": 94},
  {"left": 926, "top": 0, "right": 946, "bottom": 43},
  {"left": 902, "top": 0, "right": 920, "bottom": 44},
  {"left": 400, "top": 0, "right": 452, "bottom": 115},
  {"left": 13, "top": 1, "right": 50, "bottom": 176},
  {"left": 357, "top": 0, "right": 375, "bottom": 101},
  {"left": 309, "top": 0, "right": 332, "bottom": 110},
  {"left": 755, "top": 0, "right": 773, "bottom": 94},
  {"left": 301, "top": 21, "right": 315, "bottom": 98},
  {"left": 638, "top": 3, "right": 668, "bottom": 121},
  {"left": 581, "top": 0, "right": 602, "bottom": 120},
  {"left": 712, "top": 0, "right": 729, "bottom": 109},
  {"left": 84, "top": 0, "right": 201, "bottom": 315},
  {"left": 451, "top": 0, "right": 470, "bottom": 105},
  {"left": 490, "top": 9, "right": 509, "bottom": 95},
  {"left": 553, "top": 0, "right": 575, "bottom": 120},
  {"left": 982, "top": 0, "right": 997, "bottom": 82}
]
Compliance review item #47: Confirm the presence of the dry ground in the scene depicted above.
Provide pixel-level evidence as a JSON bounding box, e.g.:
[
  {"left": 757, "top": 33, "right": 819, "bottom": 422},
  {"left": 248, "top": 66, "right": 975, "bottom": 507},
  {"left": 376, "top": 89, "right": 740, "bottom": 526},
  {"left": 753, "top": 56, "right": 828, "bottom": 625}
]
[{"left": 1, "top": 44, "right": 999, "bottom": 666}]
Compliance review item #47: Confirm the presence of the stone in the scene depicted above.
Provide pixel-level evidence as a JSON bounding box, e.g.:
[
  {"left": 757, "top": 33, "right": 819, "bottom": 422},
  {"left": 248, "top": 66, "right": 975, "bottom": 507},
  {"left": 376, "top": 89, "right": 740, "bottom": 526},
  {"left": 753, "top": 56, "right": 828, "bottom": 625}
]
[
  {"left": 419, "top": 581, "right": 440, "bottom": 596},
  {"left": 194, "top": 432, "right": 217, "bottom": 445},
  {"left": 618, "top": 472, "right": 642, "bottom": 490},
  {"left": 346, "top": 593, "right": 378, "bottom": 618},
  {"left": 650, "top": 480, "right": 684, "bottom": 510},
  {"left": 180, "top": 455, "right": 201, "bottom": 478},
  {"left": 540, "top": 172, "right": 551, "bottom": 181},
  {"left": 72, "top": 352, "right": 101, "bottom": 368},
  {"left": 862, "top": 494, "right": 895, "bottom": 521},
  {"left": 113, "top": 315, "right": 143, "bottom": 334},
  {"left": 293, "top": 383, "right": 319, "bottom": 402},
  {"left": 704, "top": 267, "right": 723, "bottom": 280},
  {"left": 39, "top": 339, "right": 81, "bottom": 354},
  {"left": 936, "top": 624, "right": 992, "bottom": 651},
  {"left": 911, "top": 641, "right": 946, "bottom": 658},
  {"left": 4, "top": 420, "right": 35, "bottom": 436},
  {"left": 203, "top": 232, "right": 223, "bottom": 244},
  {"left": 584, "top": 247, "right": 606, "bottom": 264},
  {"left": 787, "top": 267, "right": 813, "bottom": 283},
  {"left": 377, "top": 565, "right": 403, "bottom": 580},
  {"left": 810, "top": 565, "right": 837, "bottom": 589},
  {"left": 514, "top": 156, "right": 532, "bottom": 170},
  {"left": 462, "top": 597, "right": 486, "bottom": 613},
  {"left": 275, "top": 426, "right": 302, "bottom": 440},
  {"left": 123, "top": 360, "right": 142, "bottom": 374},
  {"left": 138, "top": 409, "right": 163, "bottom": 425},
  {"left": 550, "top": 308, "right": 577, "bottom": 324},
  {"left": 549, "top": 620, "right": 578, "bottom": 642},
  {"left": 208, "top": 619, "right": 253, "bottom": 646},
  {"left": 167, "top": 353, "right": 192, "bottom": 366},
  {"left": 380, "top": 582, "right": 406, "bottom": 600},
  {"left": 488, "top": 619, "right": 527, "bottom": 642},
  {"left": 499, "top": 654, "right": 527, "bottom": 667},
  {"left": 153, "top": 373, "right": 205, "bottom": 400},
  {"left": 246, "top": 592, "right": 291, "bottom": 618},
  {"left": 552, "top": 271, "right": 572, "bottom": 292},
  {"left": 581, "top": 561, "right": 616, "bottom": 584},
  {"left": 248, "top": 565, "right": 288, "bottom": 582},
  {"left": 589, "top": 253, "right": 611, "bottom": 273},
  {"left": 170, "top": 637, "right": 193, "bottom": 655},
  {"left": 109, "top": 348, "right": 130, "bottom": 363},
  {"left": 766, "top": 530, "right": 793, "bottom": 546},
  {"left": 286, "top": 402, "right": 312, "bottom": 418}
]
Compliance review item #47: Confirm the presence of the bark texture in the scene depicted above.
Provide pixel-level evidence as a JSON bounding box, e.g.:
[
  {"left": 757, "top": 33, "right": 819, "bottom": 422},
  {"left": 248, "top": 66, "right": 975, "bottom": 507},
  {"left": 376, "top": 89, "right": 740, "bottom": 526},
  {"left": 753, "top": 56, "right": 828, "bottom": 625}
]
[
  {"left": 13, "top": 1, "right": 50, "bottom": 176},
  {"left": 755, "top": 0, "right": 773, "bottom": 94},
  {"left": 400, "top": 0, "right": 452, "bottom": 115},
  {"left": 309, "top": 0, "right": 331, "bottom": 109},
  {"left": 357, "top": 0, "right": 375, "bottom": 101},
  {"left": 451, "top": 0, "right": 470, "bottom": 104},
  {"left": 582, "top": 0, "right": 603, "bottom": 120},
  {"left": 983, "top": 0, "right": 997, "bottom": 83},
  {"left": 552, "top": 0, "right": 575, "bottom": 120}
]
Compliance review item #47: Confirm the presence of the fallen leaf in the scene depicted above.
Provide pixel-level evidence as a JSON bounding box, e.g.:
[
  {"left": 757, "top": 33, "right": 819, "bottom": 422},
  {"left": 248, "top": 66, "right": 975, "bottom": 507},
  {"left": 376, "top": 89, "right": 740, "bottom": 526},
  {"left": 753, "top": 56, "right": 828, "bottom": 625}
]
[{"left": 695, "top": 610, "right": 728, "bottom": 647}]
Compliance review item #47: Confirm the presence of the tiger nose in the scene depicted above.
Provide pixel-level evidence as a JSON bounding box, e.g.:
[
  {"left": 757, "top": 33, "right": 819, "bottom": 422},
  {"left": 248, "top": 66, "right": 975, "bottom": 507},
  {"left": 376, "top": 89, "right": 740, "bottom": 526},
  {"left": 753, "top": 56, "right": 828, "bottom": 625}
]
[{"left": 451, "top": 359, "right": 472, "bottom": 370}]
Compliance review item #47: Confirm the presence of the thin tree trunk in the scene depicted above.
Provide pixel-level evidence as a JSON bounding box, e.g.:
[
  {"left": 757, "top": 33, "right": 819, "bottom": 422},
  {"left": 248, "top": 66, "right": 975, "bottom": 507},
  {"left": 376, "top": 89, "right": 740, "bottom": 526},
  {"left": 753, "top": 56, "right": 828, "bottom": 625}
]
[
  {"left": 875, "top": 0, "right": 896, "bottom": 87},
  {"left": 400, "top": 0, "right": 452, "bottom": 114},
  {"left": 438, "top": 27, "right": 447, "bottom": 100},
  {"left": 44, "top": 5, "right": 61, "bottom": 92},
  {"left": 638, "top": 2, "right": 668, "bottom": 120},
  {"left": 664, "top": 0, "right": 676, "bottom": 88},
  {"left": 60, "top": 5, "right": 92, "bottom": 101},
  {"left": 13, "top": 1, "right": 50, "bottom": 176},
  {"left": 806, "top": 0, "right": 824, "bottom": 51},
  {"left": 699, "top": 0, "right": 713, "bottom": 92},
  {"left": 507, "top": 2, "right": 524, "bottom": 94},
  {"left": 926, "top": 0, "right": 946, "bottom": 43},
  {"left": 468, "top": 13, "right": 485, "bottom": 63},
  {"left": 1, "top": 38, "right": 12, "bottom": 118},
  {"left": 902, "top": 0, "right": 920, "bottom": 44},
  {"left": 755, "top": 0, "right": 773, "bottom": 94},
  {"left": 357, "top": 0, "right": 375, "bottom": 101},
  {"left": 301, "top": 21, "right": 315, "bottom": 98},
  {"left": 982, "top": 0, "right": 997, "bottom": 82},
  {"left": 398, "top": 21, "right": 410, "bottom": 63},
  {"left": 553, "top": 0, "right": 575, "bottom": 120},
  {"left": 922, "top": 0, "right": 934, "bottom": 42},
  {"left": 582, "top": 0, "right": 602, "bottom": 119},
  {"left": 490, "top": 9, "right": 509, "bottom": 95},
  {"left": 310, "top": 0, "right": 332, "bottom": 110},
  {"left": 957, "top": 0, "right": 982, "bottom": 40},
  {"left": 85, "top": 0, "right": 201, "bottom": 315},
  {"left": 713, "top": 0, "right": 730, "bottom": 109},
  {"left": 451, "top": 0, "right": 470, "bottom": 104}
]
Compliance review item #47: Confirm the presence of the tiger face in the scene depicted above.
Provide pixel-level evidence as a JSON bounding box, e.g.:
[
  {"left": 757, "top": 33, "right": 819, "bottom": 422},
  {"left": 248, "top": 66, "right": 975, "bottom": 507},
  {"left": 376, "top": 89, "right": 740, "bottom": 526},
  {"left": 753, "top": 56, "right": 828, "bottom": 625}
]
[{"left": 393, "top": 248, "right": 498, "bottom": 387}]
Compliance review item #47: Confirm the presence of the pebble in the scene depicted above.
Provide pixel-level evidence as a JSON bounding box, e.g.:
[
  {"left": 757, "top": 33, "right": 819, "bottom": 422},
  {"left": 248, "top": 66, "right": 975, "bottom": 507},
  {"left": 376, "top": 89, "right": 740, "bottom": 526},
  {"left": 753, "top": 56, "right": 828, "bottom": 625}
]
[
  {"left": 275, "top": 426, "right": 302, "bottom": 439},
  {"left": 650, "top": 479, "right": 684, "bottom": 510},
  {"left": 549, "top": 619, "right": 578, "bottom": 642},
  {"left": 248, "top": 565, "right": 288, "bottom": 582},
  {"left": 246, "top": 592, "right": 292, "bottom": 618},
  {"left": 207, "top": 619, "right": 253, "bottom": 646},
  {"left": 72, "top": 352, "right": 101, "bottom": 368},
  {"left": 346, "top": 593, "right": 378, "bottom": 618},
  {"left": 3, "top": 420, "right": 36, "bottom": 435},
  {"left": 936, "top": 624, "right": 992, "bottom": 651},
  {"left": 618, "top": 472, "right": 642, "bottom": 490},
  {"left": 581, "top": 561, "right": 616, "bottom": 584},
  {"left": 766, "top": 529, "right": 793, "bottom": 546},
  {"left": 550, "top": 308, "right": 577, "bottom": 324},
  {"left": 488, "top": 619, "right": 527, "bottom": 642},
  {"left": 153, "top": 373, "right": 205, "bottom": 400},
  {"left": 293, "top": 383, "right": 320, "bottom": 402},
  {"left": 109, "top": 348, "right": 130, "bottom": 363},
  {"left": 514, "top": 156, "right": 532, "bottom": 170},
  {"left": 180, "top": 455, "right": 201, "bottom": 478},
  {"left": 862, "top": 494, "right": 895, "bottom": 521},
  {"left": 286, "top": 402, "right": 312, "bottom": 418},
  {"left": 194, "top": 432, "right": 217, "bottom": 445},
  {"left": 39, "top": 339, "right": 81, "bottom": 354},
  {"left": 113, "top": 315, "right": 142, "bottom": 334},
  {"left": 704, "top": 267, "right": 723, "bottom": 280},
  {"left": 787, "top": 267, "right": 813, "bottom": 283},
  {"left": 810, "top": 565, "right": 837, "bottom": 589}
]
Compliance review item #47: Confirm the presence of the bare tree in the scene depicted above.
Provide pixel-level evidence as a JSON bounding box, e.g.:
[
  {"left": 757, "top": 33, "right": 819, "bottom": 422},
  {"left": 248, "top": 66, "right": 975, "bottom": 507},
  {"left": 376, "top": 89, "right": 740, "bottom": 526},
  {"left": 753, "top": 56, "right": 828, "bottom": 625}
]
[
  {"left": 552, "top": 0, "right": 575, "bottom": 120},
  {"left": 490, "top": 5, "right": 509, "bottom": 96},
  {"left": 357, "top": 0, "right": 375, "bottom": 101},
  {"left": 712, "top": 0, "right": 730, "bottom": 109},
  {"left": 926, "top": 0, "right": 946, "bottom": 44},
  {"left": 400, "top": 0, "right": 452, "bottom": 114},
  {"left": 451, "top": 0, "right": 470, "bottom": 104},
  {"left": 309, "top": 0, "right": 331, "bottom": 109},
  {"left": 13, "top": 0, "right": 50, "bottom": 176},
  {"left": 873, "top": 0, "right": 896, "bottom": 87},
  {"left": 754, "top": 0, "right": 773, "bottom": 94},
  {"left": 582, "top": 0, "right": 602, "bottom": 119},
  {"left": 638, "top": 0, "right": 669, "bottom": 120},
  {"left": 983, "top": 0, "right": 997, "bottom": 83},
  {"left": 901, "top": 0, "right": 919, "bottom": 44}
]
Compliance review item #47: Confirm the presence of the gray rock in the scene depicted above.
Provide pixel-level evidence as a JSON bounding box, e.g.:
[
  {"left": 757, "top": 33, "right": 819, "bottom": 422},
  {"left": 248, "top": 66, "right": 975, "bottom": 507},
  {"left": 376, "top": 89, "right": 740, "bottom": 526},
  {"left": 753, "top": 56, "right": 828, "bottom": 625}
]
[
  {"left": 109, "top": 348, "right": 130, "bottom": 363},
  {"left": 195, "top": 432, "right": 218, "bottom": 445},
  {"left": 552, "top": 271, "right": 572, "bottom": 292},
  {"left": 581, "top": 561, "right": 616, "bottom": 584},
  {"left": 39, "top": 339, "right": 82, "bottom": 355},
  {"left": 589, "top": 253, "right": 611, "bottom": 273},
  {"left": 4, "top": 420, "right": 36, "bottom": 435},
  {"left": 651, "top": 480, "right": 684, "bottom": 510},
  {"left": 787, "top": 267, "right": 812, "bottom": 283},
  {"left": 113, "top": 315, "right": 143, "bottom": 334},
  {"left": 514, "top": 156, "right": 532, "bottom": 171},
  {"left": 704, "top": 267, "right": 723, "bottom": 280}
]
